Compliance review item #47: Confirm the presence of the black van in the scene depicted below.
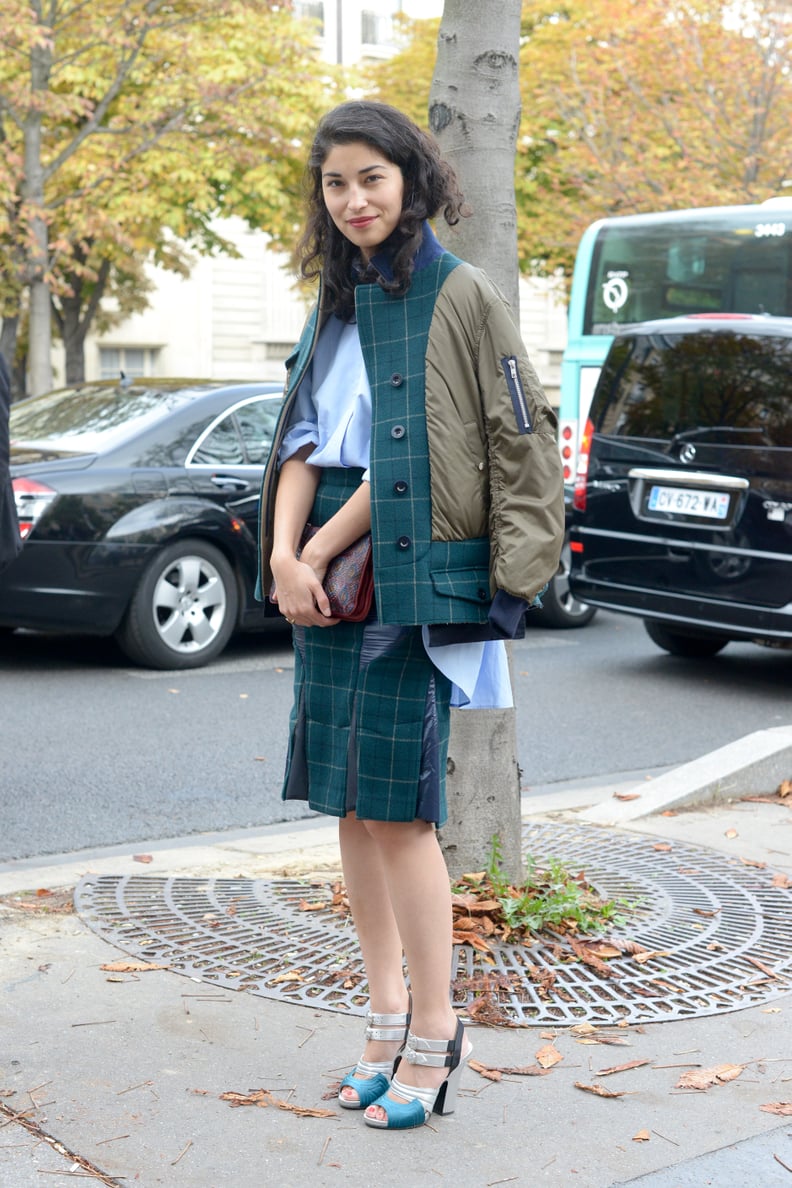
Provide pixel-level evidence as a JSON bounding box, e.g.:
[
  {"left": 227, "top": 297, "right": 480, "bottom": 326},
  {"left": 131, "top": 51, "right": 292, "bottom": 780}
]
[{"left": 568, "top": 314, "right": 792, "bottom": 656}]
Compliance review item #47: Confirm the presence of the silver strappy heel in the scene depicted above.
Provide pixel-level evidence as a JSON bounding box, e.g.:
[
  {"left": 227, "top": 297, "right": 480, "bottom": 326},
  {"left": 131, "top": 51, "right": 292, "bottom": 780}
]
[
  {"left": 364, "top": 1018, "right": 471, "bottom": 1129},
  {"left": 338, "top": 1000, "right": 412, "bottom": 1110}
]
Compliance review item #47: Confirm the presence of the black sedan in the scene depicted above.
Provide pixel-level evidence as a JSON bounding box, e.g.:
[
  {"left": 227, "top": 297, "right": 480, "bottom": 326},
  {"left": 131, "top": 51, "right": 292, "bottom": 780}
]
[{"left": 2, "top": 378, "right": 285, "bottom": 669}]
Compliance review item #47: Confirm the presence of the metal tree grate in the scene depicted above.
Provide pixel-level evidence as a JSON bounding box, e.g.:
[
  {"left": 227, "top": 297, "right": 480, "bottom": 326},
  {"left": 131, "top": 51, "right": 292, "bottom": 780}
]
[{"left": 74, "top": 821, "right": 792, "bottom": 1025}]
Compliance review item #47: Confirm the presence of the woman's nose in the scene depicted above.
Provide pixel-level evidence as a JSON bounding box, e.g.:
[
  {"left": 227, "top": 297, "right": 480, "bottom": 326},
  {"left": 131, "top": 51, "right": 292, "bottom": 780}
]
[{"left": 347, "top": 186, "right": 367, "bottom": 211}]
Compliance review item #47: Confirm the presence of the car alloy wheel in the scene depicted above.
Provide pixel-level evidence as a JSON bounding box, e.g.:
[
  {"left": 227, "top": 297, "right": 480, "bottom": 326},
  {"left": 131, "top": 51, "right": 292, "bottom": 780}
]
[{"left": 116, "top": 539, "right": 239, "bottom": 669}]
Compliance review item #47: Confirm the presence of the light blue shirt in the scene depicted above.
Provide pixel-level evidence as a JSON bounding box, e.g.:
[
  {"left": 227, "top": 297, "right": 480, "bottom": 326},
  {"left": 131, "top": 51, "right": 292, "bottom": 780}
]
[
  {"left": 279, "top": 318, "right": 372, "bottom": 481},
  {"left": 279, "top": 317, "right": 512, "bottom": 710}
]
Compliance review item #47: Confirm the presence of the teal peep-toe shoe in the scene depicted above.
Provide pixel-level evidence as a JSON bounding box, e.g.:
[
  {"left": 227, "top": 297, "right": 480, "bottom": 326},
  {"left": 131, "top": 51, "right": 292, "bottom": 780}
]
[
  {"left": 363, "top": 1018, "right": 471, "bottom": 1130},
  {"left": 338, "top": 1002, "right": 411, "bottom": 1110}
]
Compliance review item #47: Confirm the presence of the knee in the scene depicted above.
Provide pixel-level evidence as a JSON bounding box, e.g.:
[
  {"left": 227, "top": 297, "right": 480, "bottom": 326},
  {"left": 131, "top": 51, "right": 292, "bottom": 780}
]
[{"left": 362, "top": 818, "right": 432, "bottom": 848}]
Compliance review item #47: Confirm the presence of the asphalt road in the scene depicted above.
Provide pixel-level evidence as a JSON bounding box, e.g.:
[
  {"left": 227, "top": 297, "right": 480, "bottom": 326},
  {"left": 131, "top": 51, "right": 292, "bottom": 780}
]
[{"left": 1, "top": 612, "right": 789, "bottom": 861}]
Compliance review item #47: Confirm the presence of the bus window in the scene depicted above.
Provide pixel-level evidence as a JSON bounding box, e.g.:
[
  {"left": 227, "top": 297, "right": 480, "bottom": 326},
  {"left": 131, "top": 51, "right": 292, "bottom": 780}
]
[{"left": 558, "top": 201, "right": 792, "bottom": 481}]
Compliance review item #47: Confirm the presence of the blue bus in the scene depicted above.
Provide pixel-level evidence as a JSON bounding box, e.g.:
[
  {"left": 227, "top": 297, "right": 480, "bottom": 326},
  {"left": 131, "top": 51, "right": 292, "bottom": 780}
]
[{"left": 558, "top": 198, "right": 792, "bottom": 482}]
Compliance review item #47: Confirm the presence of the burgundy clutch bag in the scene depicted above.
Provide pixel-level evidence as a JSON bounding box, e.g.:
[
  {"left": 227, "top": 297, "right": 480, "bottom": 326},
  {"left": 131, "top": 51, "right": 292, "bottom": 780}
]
[{"left": 299, "top": 524, "right": 374, "bottom": 622}]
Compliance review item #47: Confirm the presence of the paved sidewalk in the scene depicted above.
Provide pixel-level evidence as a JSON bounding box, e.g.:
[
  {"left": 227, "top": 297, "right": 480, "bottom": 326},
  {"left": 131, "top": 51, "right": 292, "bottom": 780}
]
[{"left": 1, "top": 769, "right": 791, "bottom": 1188}]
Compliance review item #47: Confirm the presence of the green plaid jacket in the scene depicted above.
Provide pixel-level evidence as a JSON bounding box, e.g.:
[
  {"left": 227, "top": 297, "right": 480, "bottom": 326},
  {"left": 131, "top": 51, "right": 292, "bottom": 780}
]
[{"left": 258, "top": 226, "right": 564, "bottom": 626}]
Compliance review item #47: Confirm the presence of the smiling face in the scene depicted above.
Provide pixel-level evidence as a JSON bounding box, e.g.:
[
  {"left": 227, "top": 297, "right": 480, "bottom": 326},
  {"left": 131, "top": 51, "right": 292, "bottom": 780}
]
[{"left": 321, "top": 141, "right": 405, "bottom": 262}]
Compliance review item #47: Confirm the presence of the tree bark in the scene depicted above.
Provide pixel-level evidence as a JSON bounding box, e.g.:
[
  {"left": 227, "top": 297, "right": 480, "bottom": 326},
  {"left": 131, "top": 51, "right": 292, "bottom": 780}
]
[
  {"left": 54, "top": 256, "right": 112, "bottom": 385},
  {"left": 429, "top": 0, "right": 522, "bottom": 310},
  {"left": 429, "top": 0, "right": 525, "bottom": 883},
  {"left": 23, "top": 24, "right": 54, "bottom": 396}
]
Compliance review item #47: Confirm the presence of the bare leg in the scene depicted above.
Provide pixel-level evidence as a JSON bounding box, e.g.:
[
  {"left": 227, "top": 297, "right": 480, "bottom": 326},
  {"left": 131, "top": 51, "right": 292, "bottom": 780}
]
[
  {"left": 337, "top": 814, "right": 410, "bottom": 1104},
  {"left": 357, "top": 819, "right": 466, "bottom": 1122}
]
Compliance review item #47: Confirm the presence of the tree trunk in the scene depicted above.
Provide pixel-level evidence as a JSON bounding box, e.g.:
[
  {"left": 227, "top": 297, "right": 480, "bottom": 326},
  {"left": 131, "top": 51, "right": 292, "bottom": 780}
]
[
  {"left": 23, "top": 31, "right": 54, "bottom": 396},
  {"left": 429, "top": 0, "right": 522, "bottom": 311},
  {"left": 56, "top": 257, "right": 111, "bottom": 386},
  {"left": 429, "top": 0, "right": 524, "bottom": 883}
]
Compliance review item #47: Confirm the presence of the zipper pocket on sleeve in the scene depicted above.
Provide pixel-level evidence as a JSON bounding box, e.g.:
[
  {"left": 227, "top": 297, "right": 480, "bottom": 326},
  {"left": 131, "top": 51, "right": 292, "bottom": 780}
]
[{"left": 502, "top": 356, "right": 533, "bottom": 434}]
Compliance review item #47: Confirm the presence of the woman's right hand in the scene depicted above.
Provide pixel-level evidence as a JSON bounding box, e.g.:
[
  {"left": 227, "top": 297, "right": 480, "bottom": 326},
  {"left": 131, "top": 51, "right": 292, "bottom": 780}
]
[{"left": 270, "top": 553, "right": 338, "bottom": 627}]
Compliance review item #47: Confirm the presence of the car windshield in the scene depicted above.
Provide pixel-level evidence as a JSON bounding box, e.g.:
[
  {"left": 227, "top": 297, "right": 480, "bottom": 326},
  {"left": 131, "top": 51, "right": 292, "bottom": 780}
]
[
  {"left": 593, "top": 330, "right": 792, "bottom": 448},
  {"left": 9, "top": 383, "right": 201, "bottom": 454}
]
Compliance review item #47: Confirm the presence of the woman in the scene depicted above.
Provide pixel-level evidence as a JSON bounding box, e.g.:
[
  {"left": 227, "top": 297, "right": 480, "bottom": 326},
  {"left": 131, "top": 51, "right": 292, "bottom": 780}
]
[{"left": 258, "top": 101, "right": 564, "bottom": 1131}]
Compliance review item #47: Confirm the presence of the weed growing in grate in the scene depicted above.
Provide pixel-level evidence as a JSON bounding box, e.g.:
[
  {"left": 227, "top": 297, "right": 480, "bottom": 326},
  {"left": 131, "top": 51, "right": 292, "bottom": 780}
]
[{"left": 451, "top": 835, "right": 637, "bottom": 944}]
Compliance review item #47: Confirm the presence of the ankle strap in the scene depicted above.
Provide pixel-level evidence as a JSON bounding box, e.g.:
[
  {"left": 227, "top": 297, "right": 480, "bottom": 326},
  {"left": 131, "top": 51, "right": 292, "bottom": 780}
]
[
  {"left": 365, "top": 1010, "right": 409, "bottom": 1042},
  {"left": 403, "top": 1020, "right": 463, "bottom": 1069}
]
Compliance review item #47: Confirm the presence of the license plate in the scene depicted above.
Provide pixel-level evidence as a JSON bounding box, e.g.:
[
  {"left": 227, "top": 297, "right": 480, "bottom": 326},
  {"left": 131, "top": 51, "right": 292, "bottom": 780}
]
[{"left": 648, "top": 485, "right": 730, "bottom": 520}]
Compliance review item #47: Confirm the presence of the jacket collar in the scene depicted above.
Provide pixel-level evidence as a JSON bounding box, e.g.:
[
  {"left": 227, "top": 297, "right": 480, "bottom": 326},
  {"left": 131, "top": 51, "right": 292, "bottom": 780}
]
[{"left": 367, "top": 221, "right": 445, "bottom": 284}]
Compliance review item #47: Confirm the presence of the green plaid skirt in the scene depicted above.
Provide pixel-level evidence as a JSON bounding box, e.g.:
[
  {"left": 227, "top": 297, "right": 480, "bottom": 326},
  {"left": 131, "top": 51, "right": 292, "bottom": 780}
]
[{"left": 281, "top": 468, "right": 452, "bottom": 825}]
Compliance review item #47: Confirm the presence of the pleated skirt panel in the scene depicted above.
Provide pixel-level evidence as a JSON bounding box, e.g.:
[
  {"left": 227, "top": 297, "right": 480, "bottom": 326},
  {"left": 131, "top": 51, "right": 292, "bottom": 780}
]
[{"left": 280, "top": 468, "right": 452, "bottom": 826}]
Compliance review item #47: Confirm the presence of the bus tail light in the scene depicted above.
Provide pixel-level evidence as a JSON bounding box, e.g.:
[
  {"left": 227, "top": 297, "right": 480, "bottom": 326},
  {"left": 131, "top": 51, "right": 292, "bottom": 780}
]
[
  {"left": 559, "top": 420, "right": 576, "bottom": 481},
  {"left": 573, "top": 418, "right": 594, "bottom": 512}
]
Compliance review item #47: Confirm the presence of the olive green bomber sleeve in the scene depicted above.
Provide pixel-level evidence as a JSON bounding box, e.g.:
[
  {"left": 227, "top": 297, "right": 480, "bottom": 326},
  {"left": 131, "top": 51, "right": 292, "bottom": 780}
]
[{"left": 475, "top": 287, "right": 566, "bottom": 602}]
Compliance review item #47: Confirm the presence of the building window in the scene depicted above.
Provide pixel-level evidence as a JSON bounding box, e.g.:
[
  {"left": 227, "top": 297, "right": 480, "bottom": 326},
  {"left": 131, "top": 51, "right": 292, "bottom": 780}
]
[
  {"left": 99, "top": 347, "right": 159, "bottom": 380},
  {"left": 361, "top": 9, "right": 392, "bottom": 46},
  {"left": 295, "top": 1, "right": 324, "bottom": 33}
]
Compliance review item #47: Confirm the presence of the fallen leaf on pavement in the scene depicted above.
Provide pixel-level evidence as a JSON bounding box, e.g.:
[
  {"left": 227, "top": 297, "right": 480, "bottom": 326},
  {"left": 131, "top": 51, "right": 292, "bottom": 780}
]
[
  {"left": 452, "top": 929, "right": 493, "bottom": 953},
  {"left": 584, "top": 941, "right": 624, "bottom": 960},
  {"left": 469, "top": 1059, "right": 503, "bottom": 1082},
  {"left": 270, "top": 971, "right": 304, "bottom": 984},
  {"left": 632, "top": 950, "right": 671, "bottom": 965},
  {"left": 220, "top": 1089, "right": 335, "bottom": 1118},
  {"left": 676, "top": 1063, "right": 744, "bottom": 1090},
  {"left": 536, "top": 1043, "right": 563, "bottom": 1069},
  {"left": 603, "top": 938, "right": 651, "bottom": 957},
  {"left": 724, "top": 829, "right": 738, "bottom": 839},
  {"left": 569, "top": 939, "right": 619, "bottom": 978},
  {"left": 746, "top": 956, "right": 781, "bottom": 979},
  {"left": 760, "top": 1102, "right": 792, "bottom": 1116},
  {"left": 0, "top": 889, "right": 75, "bottom": 915},
  {"left": 465, "top": 995, "right": 515, "bottom": 1028},
  {"left": 502, "top": 1065, "right": 553, "bottom": 1077},
  {"left": 133, "top": 854, "right": 153, "bottom": 864},
  {"left": 739, "top": 856, "right": 767, "bottom": 869},
  {"left": 598, "top": 1059, "right": 652, "bottom": 1076},
  {"left": 100, "top": 960, "right": 168, "bottom": 973},
  {"left": 771, "top": 873, "right": 792, "bottom": 889},
  {"left": 692, "top": 907, "right": 721, "bottom": 918},
  {"left": 570, "top": 1022, "right": 597, "bottom": 1036},
  {"left": 577, "top": 1034, "right": 633, "bottom": 1046},
  {"left": 575, "top": 1082, "right": 625, "bottom": 1098},
  {"left": 632, "top": 1129, "right": 651, "bottom": 1142},
  {"left": 778, "top": 779, "right": 792, "bottom": 798},
  {"left": 570, "top": 1023, "right": 632, "bottom": 1046},
  {"left": 470, "top": 1060, "right": 553, "bottom": 1081},
  {"left": 653, "top": 843, "right": 673, "bottom": 852},
  {"left": 613, "top": 793, "right": 641, "bottom": 801}
]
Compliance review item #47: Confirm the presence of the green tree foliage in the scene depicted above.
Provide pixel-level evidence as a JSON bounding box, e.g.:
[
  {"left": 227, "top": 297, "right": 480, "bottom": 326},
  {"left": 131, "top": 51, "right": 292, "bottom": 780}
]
[
  {"left": 0, "top": 0, "right": 337, "bottom": 391},
  {"left": 367, "top": 1, "right": 792, "bottom": 281},
  {"left": 520, "top": 0, "right": 792, "bottom": 275}
]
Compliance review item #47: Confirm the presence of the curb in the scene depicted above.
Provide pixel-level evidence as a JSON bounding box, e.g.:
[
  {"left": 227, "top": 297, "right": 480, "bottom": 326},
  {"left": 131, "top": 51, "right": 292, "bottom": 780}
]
[{"left": 581, "top": 727, "right": 792, "bottom": 826}]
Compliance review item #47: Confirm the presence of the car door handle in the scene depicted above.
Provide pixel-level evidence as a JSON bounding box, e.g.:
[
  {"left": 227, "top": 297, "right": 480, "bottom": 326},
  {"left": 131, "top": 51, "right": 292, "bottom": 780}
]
[{"left": 211, "top": 474, "right": 250, "bottom": 490}]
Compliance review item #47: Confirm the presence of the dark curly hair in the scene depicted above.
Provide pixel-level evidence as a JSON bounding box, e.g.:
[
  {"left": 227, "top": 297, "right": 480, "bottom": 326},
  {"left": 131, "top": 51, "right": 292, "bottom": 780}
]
[{"left": 297, "top": 100, "right": 467, "bottom": 319}]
